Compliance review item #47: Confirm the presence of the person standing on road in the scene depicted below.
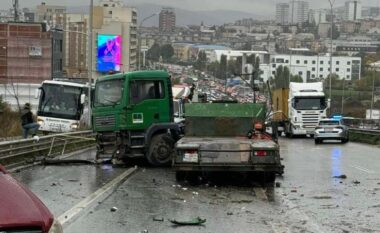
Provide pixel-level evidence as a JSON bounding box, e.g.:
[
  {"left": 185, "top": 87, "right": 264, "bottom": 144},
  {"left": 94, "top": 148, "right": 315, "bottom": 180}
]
[{"left": 20, "top": 103, "right": 40, "bottom": 139}]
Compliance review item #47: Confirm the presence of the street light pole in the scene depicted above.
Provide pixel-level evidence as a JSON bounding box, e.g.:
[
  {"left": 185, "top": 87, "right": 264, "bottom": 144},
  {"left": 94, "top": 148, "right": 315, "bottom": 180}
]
[
  {"left": 138, "top": 13, "right": 157, "bottom": 70},
  {"left": 370, "top": 69, "right": 375, "bottom": 119},
  {"left": 88, "top": 0, "right": 93, "bottom": 127},
  {"left": 328, "top": 0, "right": 335, "bottom": 115}
]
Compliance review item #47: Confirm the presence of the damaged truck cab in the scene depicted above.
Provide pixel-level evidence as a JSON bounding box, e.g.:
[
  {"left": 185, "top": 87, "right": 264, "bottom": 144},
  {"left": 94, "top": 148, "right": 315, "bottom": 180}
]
[{"left": 173, "top": 103, "right": 284, "bottom": 183}]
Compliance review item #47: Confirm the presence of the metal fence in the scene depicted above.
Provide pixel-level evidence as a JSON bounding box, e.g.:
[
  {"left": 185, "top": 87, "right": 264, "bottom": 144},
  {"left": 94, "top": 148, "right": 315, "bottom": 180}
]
[{"left": 0, "top": 130, "right": 95, "bottom": 168}]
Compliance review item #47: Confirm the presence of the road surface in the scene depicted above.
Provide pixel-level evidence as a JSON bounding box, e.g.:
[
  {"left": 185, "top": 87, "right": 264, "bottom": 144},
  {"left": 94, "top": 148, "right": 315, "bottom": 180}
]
[{"left": 12, "top": 138, "right": 380, "bottom": 233}]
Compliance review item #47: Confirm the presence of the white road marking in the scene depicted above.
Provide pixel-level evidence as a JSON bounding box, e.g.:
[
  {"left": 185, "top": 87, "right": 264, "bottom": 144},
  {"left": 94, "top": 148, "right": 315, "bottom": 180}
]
[
  {"left": 58, "top": 167, "right": 137, "bottom": 225},
  {"left": 350, "top": 165, "right": 374, "bottom": 174}
]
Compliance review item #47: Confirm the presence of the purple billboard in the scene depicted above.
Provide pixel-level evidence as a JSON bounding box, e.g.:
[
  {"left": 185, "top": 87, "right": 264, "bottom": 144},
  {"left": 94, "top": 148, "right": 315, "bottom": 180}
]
[{"left": 97, "top": 34, "right": 122, "bottom": 72}]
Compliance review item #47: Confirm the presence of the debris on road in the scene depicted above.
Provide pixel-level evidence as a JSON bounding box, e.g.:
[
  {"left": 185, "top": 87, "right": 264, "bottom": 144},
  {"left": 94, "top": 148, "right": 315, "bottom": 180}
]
[
  {"left": 169, "top": 217, "right": 206, "bottom": 226},
  {"left": 192, "top": 191, "right": 199, "bottom": 195},
  {"left": 153, "top": 217, "right": 164, "bottom": 222},
  {"left": 352, "top": 180, "right": 361, "bottom": 184},
  {"left": 182, "top": 187, "right": 188, "bottom": 191},
  {"left": 275, "top": 182, "right": 281, "bottom": 188},
  {"left": 227, "top": 212, "right": 233, "bottom": 215},
  {"left": 171, "top": 197, "right": 185, "bottom": 201},
  {"left": 291, "top": 189, "right": 297, "bottom": 193},
  {"left": 68, "top": 179, "right": 79, "bottom": 182},
  {"left": 110, "top": 207, "right": 118, "bottom": 212},
  {"left": 231, "top": 199, "right": 253, "bottom": 203},
  {"left": 312, "top": 195, "right": 332, "bottom": 199},
  {"left": 333, "top": 174, "right": 347, "bottom": 179}
]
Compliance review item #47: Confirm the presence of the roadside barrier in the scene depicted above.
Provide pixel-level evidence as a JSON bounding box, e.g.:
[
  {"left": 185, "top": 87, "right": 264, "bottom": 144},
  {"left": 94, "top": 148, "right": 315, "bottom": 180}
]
[
  {"left": 0, "top": 130, "right": 96, "bottom": 168},
  {"left": 349, "top": 128, "right": 380, "bottom": 145}
]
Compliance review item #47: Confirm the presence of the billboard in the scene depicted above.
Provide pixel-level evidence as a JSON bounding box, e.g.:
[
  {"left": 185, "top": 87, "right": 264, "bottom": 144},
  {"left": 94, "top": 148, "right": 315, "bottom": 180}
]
[{"left": 97, "top": 34, "right": 122, "bottom": 72}]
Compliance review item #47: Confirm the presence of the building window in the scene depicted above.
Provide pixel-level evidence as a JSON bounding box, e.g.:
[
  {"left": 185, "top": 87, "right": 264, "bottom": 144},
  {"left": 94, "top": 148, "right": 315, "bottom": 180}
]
[
  {"left": 304, "top": 60, "right": 308, "bottom": 64},
  {"left": 296, "top": 60, "right": 300, "bottom": 64},
  {"left": 346, "top": 75, "right": 350, "bottom": 79},
  {"left": 299, "top": 71, "right": 302, "bottom": 75},
  {"left": 312, "top": 74, "right": 315, "bottom": 78},
  {"left": 319, "top": 75, "right": 323, "bottom": 78},
  {"left": 285, "top": 60, "right": 289, "bottom": 63},
  {"left": 347, "top": 68, "right": 350, "bottom": 72},
  {"left": 347, "top": 61, "right": 351, "bottom": 65},
  {"left": 272, "top": 64, "right": 276, "bottom": 68},
  {"left": 109, "top": 11, "right": 112, "bottom": 14},
  {"left": 320, "top": 68, "right": 323, "bottom": 71},
  {"left": 320, "top": 61, "right": 323, "bottom": 64},
  {"left": 312, "top": 60, "right": 316, "bottom": 64},
  {"left": 272, "top": 71, "right": 276, "bottom": 75},
  {"left": 312, "top": 67, "right": 315, "bottom": 71},
  {"left": 328, "top": 68, "right": 330, "bottom": 71},
  {"left": 336, "top": 68, "right": 339, "bottom": 72},
  {"left": 336, "top": 61, "right": 339, "bottom": 65}
]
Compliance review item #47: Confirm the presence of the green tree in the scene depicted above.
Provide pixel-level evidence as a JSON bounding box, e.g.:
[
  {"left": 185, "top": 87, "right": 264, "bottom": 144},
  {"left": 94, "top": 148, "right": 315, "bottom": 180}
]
[
  {"left": 272, "top": 65, "right": 291, "bottom": 88},
  {"left": 290, "top": 75, "right": 303, "bottom": 82},
  {"left": 160, "top": 44, "right": 174, "bottom": 62},
  {"left": 220, "top": 54, "right": 227, "bottom": 79},
  {"left": 194, "top": 51, "right": 207, "bottom": 71},
  {"left": 146, "top": 43, "right": 160, "bottom": 62}
]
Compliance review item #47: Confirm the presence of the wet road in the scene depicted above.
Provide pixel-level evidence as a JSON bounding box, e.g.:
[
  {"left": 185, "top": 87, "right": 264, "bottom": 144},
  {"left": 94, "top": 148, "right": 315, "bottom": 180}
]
[{"left": 11, "top": 139, "right": 380, "bottom": 233}]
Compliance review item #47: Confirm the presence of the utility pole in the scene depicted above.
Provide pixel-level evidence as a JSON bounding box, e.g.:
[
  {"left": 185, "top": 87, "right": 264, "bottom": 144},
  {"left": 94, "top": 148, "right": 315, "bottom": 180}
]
[
  {"left": 13, "top": 0, "right": 19, "bottom": 22},
  {"left": 328, "top": 0, "right": 336, "bottom": 115}
]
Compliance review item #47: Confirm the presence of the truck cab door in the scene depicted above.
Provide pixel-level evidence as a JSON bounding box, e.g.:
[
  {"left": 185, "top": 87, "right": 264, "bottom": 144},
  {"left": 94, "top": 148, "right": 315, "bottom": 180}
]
[{"left": 128, "top": 80, "right": 169, "bottom": 129}]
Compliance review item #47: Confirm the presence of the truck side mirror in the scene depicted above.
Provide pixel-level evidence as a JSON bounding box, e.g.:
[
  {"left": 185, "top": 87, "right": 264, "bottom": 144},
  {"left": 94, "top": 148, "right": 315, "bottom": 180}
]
[
  {"left": 80, "top": 94, "right": 86, "bottom": 104},
  {"left": 34, "top": 89, "right": 40, "bottom": 99}
]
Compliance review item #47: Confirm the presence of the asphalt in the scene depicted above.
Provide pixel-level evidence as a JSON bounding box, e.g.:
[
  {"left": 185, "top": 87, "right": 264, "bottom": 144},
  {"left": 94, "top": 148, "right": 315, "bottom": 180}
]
[{"left": 11, "top": 139, "right": 380, "bottom": 233}]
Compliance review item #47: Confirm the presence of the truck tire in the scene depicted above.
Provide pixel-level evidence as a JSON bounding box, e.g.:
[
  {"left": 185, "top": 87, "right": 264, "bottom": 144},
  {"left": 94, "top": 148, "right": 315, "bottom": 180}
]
[{"left": 147, "top": 134, "right": 174, "bottom": 166}]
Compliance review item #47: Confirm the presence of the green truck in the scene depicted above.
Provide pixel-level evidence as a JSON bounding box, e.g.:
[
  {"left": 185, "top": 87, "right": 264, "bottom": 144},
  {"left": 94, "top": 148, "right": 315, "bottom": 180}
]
[
  {"left": 173, "top": 102, "right": 284, "bottom": 183},
  {"left": 92, "top": 71, "right": 181, "bottom": 166}
]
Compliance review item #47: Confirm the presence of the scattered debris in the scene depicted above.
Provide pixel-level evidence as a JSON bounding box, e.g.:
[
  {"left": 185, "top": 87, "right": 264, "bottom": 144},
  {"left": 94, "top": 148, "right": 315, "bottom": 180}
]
[
  {"left": 371, "top": 204, "right": 380, "bottom": 208},
  {"left": 169, "top": 217, "right": 206, "bottom": 226},
  {"left": 110, "top": 207, "right": 118, "bottom": 212},
  {"left": 275, "top": 182, "right": 281, "bottom": 188},
  {"left": 182, "top": 187, "right": 188, "bottom": 191},
  {"left": 312, "top": 195, "right": 332, "bottom": 199},
  {"left": 352, "top": 180, "right": 361, "bottom": 184},
  {"left": 300, "top": 194, "right": 304, "bottom": 197},
  {"left": 152, "top": 178, "right": 156, "bottom": 183},
  {"left": 171, "top": 197, "right": 185, "bottom": 201},
  {"left": 68, "top": 179, "right": 79, "bottom": 182},
  {"left": 291, "top": 189, "right": 297, "bottom": 193},
  {"left": 153, "top": 217, "right": 164, "bottom": 222},
  {"left": 51, "top": 182, "right": 57, "bottom": 186},
  {"left": 192, "top": 191, "right": 199, "bottom": 195},
  {"left": 140, "top": 230, "right": 148, "bottom": 233},
  {"left": 333, "top": 174, "right": 347, "bottom": 179},
  {"left": 227, "top": 212, "right": 233, "bottom": 215},
  {"left": 232, "top": 199, "right": 253, "bottom": 203}
]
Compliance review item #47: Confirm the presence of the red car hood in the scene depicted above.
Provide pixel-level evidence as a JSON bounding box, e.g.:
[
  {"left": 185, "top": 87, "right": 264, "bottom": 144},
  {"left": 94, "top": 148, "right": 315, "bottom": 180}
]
[{"left": 0, "top": 171, "right": 53, "bottom": 232}]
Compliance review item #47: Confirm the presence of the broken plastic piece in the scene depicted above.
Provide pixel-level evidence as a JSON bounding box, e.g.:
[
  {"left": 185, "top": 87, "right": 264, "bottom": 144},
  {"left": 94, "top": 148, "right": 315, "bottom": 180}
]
[{"left": 169, "top": 217, "right": 206, "bottom": 226}]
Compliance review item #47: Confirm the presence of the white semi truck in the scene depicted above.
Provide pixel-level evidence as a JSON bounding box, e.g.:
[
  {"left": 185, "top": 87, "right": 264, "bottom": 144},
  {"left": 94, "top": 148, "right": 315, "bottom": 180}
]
[{"left": 272, "top": 82, "right": 330, "bottom": 137}]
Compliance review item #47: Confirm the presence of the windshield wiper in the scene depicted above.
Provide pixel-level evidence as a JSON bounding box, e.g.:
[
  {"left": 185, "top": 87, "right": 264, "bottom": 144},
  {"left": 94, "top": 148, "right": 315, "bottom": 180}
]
[{"left": 103, "top": 98, "right": 120, "bottom": 105}]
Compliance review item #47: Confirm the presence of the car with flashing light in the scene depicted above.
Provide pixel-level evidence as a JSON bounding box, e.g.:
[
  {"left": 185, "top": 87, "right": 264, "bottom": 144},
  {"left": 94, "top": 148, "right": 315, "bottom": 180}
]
[
  {"left": 0, "top": 165, "right": 63, "bottom": 233},
  {"left": 314, "top": 118, "right": 349, "bottom": 144}
]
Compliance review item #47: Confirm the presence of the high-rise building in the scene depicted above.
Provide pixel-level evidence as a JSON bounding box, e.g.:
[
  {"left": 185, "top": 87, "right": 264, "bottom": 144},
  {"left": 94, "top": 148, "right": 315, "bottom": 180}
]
[
  {"left": 36, "top": 2, "right": 66, "bottom": 28},
  {"left": 93, "top": 0, "right": 137, "bottom": 74},
  {"left": 289, "top": 1, "right": 309, "bottom": 24},
  {"left": 64, "top": 14, "right": 89, "bottom": 78},
  {"left": 345, "top": 0, "right": 362, "bottom": 21},
  {"left": 276, "top": 3, "right": 290, "bottom": 25},
  {"left": 159, "top": 8, "right": 176, "bottom": 32},
  {"left": 309, "top": 9, "right": 327, "bottom": 25},
  {"left": 0, "top": 22, "right": 55, "bottom": 84}
]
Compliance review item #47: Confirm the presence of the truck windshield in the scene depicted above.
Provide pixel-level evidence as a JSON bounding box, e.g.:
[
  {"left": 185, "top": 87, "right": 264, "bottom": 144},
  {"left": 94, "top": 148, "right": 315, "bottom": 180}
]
[
  {"left": 38, "top": 84, "right": 83, "bottom": 120},
  {"left": 293, "top": 97, "right": 326, "bottom": 110},
  {"left": 94, "top": 79, "right": 123, "bottom": 107}
]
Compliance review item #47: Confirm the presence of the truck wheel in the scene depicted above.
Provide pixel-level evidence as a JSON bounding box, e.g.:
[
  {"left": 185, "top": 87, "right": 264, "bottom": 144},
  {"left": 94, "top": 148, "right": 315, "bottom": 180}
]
[
  {"left": 147, "top": 134, "right": 174, "bottom": 166},
  {"left": 315, "top": 139, "right": 319, "bottom": 144}
]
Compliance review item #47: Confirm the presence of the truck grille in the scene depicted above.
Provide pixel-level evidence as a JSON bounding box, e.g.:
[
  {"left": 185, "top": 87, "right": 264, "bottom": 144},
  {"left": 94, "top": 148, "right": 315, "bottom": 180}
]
[
  {"left": 95, "top": 115, "right": 116, "bottom": 127},
  {"left": 302, "top": 113, "right": 319, "bottom": 129}
]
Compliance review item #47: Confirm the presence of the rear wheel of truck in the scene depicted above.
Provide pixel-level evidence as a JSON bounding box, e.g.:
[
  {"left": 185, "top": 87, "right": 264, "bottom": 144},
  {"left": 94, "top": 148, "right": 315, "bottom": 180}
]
[
  {"left": 147, "top": 134, "right": 174, "bottom": 166},
  {"left": 175, "top": 171, "right": 186, "bottom": 182}
]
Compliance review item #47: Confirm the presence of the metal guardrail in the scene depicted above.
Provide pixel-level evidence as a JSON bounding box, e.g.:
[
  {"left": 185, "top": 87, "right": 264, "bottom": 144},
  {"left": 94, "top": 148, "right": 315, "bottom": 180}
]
[
  {"left": 0, "top": 130, "right": 96, "bottom": 167},
  {"left": 349, "top": 128, "right": 380, "bottom": 145}
]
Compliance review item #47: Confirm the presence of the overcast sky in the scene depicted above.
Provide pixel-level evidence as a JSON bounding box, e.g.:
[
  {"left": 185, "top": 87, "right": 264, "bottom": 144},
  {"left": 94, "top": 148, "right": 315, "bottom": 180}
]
[{"left": 2, "top": 0, "right": 380, "bottom": 15}]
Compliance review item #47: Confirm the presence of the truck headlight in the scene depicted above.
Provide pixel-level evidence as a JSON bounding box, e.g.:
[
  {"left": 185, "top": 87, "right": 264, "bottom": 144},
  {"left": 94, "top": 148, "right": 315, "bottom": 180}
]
[
  {"left": 37, "top": 117, "right": 44, "bottom": 125},
  {"left": 70, "top": 123, "right": 79, "bottom": 129},
  {"left": 48, "top": 219, "right": 63, "bottom": 233}
]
